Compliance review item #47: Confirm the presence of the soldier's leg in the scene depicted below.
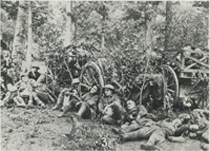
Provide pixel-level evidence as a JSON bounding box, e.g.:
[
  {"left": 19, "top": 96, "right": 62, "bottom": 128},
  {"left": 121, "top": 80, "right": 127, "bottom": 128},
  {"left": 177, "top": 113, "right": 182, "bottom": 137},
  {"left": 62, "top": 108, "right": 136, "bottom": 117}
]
[
  {"left": 121, "top": 127, "right": 149, "bottom": 141},
  {"left": 76, "top": 102, "right": 91, "bottom": 119},
  {"left": 58, "top": 105, "right": 71, "bottom": 117},
  {"left": 122, "top": 125, "right": 158, "bottom": 141},
  {"left": 122, "top": 121, "right": 143, "bottom": 133},
  {"left": 2, "top": 92, "right": 12, "bottom": 105},
  {"left": 32, "top": 92, "right": 46, "bottom": 108},
  {"left": 52, "top": 89, "right": 66, "bottom": 110},
  {"left": 36, "top": 91, "right": 50, "bottom": 104},
  {"left": 140, "top": 126, "right": 165, "bottom": 150},
  {"left": 14, "top": 96, "right": 26, "bottom": 107},
  {"left": 27, "top": 93, "right": 34, "bottom": 107},
  {"left": 112, "top": 122, "right": 130, "bottom": 134},
  {"left": 174, "top": 124, "right": 189, "bottom": 136},
  {"left": 146, "top": 128, "right": 166, "bottom": 145}
]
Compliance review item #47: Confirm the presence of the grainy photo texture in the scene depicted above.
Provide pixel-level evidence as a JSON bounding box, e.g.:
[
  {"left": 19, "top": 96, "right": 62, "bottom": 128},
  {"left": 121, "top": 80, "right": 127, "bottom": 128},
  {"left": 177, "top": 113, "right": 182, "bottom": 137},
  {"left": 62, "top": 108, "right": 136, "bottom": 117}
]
[{"left": 1, "top": 1, "right": 209, "bottom": 151}]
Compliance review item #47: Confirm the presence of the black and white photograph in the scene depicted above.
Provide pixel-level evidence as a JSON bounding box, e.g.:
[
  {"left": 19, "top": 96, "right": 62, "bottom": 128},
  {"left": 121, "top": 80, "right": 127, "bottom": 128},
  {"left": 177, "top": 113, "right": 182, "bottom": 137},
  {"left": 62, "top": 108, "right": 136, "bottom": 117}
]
[{"left": 1, "top": 1, "right": 209, "bottom": 150}]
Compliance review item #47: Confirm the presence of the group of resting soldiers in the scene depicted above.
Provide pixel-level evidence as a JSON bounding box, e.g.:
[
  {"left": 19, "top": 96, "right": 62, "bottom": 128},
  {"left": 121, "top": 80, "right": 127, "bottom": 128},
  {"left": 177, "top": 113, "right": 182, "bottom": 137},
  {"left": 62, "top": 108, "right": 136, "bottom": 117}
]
[
  {"left": 1, "top": 64, "right": 53, "bottom": 108},
  {"left": 1, "top": 63, "right": 209, "bottom": 150}
]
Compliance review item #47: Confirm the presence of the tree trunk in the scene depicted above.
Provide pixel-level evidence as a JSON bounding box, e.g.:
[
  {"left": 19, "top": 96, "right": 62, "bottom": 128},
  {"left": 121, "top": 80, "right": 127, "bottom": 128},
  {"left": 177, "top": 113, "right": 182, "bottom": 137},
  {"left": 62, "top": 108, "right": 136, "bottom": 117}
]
[
  {"left": 26, "top": 2, "right": 32, "bottom": 71},
  {"left": 101, "top": 2, "right": 106, "bottom": 53},
  {"left": 101, "top": 22, "right": 105, "bottom": 52},
  {"left": 73, "top": 2, "right": 77, "bottom": 42},
  {"left": 164, "top": 1, "right": 172, "bottom": 51},
  {"left": 74, "top": 20, "right": 77, "bottom": 41},
  {"left": 64, "top": 1, "right": 72, "bottom": 47},
  {"left": 12, "top": 1, "right": 25, "bottom": 59}
]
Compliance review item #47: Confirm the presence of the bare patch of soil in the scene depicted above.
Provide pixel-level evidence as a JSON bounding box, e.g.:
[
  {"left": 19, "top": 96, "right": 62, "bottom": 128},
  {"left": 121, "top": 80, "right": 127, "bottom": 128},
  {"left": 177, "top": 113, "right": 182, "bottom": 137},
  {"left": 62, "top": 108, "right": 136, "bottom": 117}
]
[{"left": 1, "top": 107, "right": 205, "bottom": 151}]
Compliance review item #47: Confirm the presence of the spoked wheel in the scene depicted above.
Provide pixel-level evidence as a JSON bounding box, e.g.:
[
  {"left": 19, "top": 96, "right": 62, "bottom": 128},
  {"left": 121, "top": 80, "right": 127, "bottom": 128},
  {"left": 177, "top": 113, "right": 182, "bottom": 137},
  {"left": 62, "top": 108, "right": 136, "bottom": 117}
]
[
  {"left": 187, "top": 79, "right": 209, "bottom": 109},
  {"left": 158, "top": 65, "right": 179, "bottom": 108},
  {"left": 79, "top": 61, "right": 104, "bottom": 96}
]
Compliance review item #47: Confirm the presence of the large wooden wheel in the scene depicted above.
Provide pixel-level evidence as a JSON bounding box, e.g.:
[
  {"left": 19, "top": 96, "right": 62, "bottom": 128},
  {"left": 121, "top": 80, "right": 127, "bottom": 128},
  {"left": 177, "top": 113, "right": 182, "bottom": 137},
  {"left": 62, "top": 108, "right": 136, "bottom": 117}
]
[
  {"left": 158, "top": 65, "right": 179, "bottom": 107},
  {"left": 78, "top": 61, "right": 104, "bottom": 96},
  {"left": 186, "top": 79, "right": 209, "bottom": 109}
]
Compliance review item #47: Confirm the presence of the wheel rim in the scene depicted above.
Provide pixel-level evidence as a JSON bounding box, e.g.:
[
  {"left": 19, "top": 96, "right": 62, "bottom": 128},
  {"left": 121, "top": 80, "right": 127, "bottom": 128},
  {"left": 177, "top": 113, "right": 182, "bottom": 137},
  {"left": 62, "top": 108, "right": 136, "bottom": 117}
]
[
  {"left": 79, "top": 61, "right": 104, "bottom": 96},
  {"left": 188, "top": 79, "right": 209, "bottom": 109},
  {"left": 159, "top": 65, "right": 179, "bottom": 106}
]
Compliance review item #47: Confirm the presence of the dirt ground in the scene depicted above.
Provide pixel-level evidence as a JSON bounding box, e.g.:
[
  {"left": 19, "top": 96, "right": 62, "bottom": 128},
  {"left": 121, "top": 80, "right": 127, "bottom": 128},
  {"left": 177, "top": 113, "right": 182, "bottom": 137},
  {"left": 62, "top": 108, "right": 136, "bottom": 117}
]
[{"left": 1, "top": 106, "right": 206, "bottom": 151}]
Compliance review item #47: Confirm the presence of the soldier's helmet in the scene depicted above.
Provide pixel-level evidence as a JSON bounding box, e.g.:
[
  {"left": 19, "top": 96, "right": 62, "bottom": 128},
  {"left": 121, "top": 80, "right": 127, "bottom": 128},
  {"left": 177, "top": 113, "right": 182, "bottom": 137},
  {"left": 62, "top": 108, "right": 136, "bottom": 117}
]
[{"left": 103, "top": 84, "right": 115, "bottom": 93}]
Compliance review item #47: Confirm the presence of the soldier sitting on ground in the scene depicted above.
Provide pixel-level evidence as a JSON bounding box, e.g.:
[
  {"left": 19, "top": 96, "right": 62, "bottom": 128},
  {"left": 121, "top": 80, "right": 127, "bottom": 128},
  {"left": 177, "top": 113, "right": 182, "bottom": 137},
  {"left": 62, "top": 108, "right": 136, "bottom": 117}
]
[
  {"left": 28, "top": 66, "right": 42, "bottom": 82},
  {"left": 112, "top": 100, "right": 155, "bottom": 134},
  {"left": 75, "top": 83, "right": 100, "bottom": 119},
  {"left": 1, "top": 67, "right": 18, "bottom": 106},
  {"left": 98, "top": 84, "right": 125, "bottom": 125},
  {"left": 52, "top": 78, "right": 80, "bottom": 117},
  {"left": 14, "top": 73, "right": 46, "bottom": 108}
]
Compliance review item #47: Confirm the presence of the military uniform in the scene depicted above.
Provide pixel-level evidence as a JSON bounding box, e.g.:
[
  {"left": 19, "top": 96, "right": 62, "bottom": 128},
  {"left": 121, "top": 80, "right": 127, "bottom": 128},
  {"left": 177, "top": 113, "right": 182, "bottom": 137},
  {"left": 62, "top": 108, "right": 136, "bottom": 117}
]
[
  {"left": 99, "top": 84, "right": 125, "bottom": 125},
  {"left": 121, "top": 118, "right": 188, "bottom": 150},
  {"left": 121, "top": 105, "right": 151, "bottom": 133},
  {"left": 52, "top": 88, "right": 79, "bottom": 112},
  {"left": 76, "top": 92, "right": 99, "bottom": 119}
]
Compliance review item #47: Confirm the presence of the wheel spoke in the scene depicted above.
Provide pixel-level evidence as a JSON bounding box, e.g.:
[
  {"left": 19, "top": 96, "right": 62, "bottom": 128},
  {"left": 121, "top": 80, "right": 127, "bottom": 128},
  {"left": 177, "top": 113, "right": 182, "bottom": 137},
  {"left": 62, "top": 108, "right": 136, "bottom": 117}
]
[
  {"left": 167, "top": 88, "right": 175, "bottom": 94},
  {"left": 167, "top": 82, "right": 175, "bottom": 88},
  {"left": 167, "top": 74, "right": 174, "bottom": 84},
  {"left": 79, "top": 61, "right": 104, "bottom": 96},
  {"left": 89, "top": 66, "right": 98, "bottom": 84},
  {"left": 86, "top": 66, "right": 93, "bottom": 83},
  {"left": 82, "top": 75, "right": 91, "bottom": 86},
  {"left": 166, "top": 91, "right": 172, "bottom": 97}
]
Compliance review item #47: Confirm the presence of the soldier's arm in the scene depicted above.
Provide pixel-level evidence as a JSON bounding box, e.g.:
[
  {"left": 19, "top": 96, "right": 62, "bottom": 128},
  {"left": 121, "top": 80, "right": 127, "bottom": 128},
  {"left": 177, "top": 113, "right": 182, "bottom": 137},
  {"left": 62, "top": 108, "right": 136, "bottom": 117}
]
[
  {"left": 37, "top": 74, "right": 46, "bottom": 83},
  {"left": 98, "top": 101, "right": 104, "bottom": 113}
]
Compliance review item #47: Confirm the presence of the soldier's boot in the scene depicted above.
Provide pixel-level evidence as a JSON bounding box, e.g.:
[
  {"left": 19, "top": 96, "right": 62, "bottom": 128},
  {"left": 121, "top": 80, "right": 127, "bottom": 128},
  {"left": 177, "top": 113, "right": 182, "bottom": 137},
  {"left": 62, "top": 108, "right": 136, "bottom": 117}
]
[
  {"left": 112, "top": 128, "right": 125, "bottom": 134},
  {"left": 14, "top": 96, "right": 26, "bottom": 107},
  {"left": 52, "top": 99, "right": 63, "bottom": 110},
  {"left": 58, "top": 105, "right": 71, "bottom": 117},
  {"left": 141, "top": 144, "right": 160, "bottom": 151},
  {"left": 2, "top": 92, "right": 11, "bottom": 106},
  {"left": 90, "top": 109, "right": 97, "bottom": 119},
  {"left": 52, "top": 91, "right": 66, "bottom": 110},
  {"left": 35, "top": 97, "right": 46, "bottom": 109},
  {"left": 201, "top": 142, "right": 209, "bottom": 151},
  {"left": 27, "top": 99, "right": 34, "bottom": 108},
  {"left": 76, "top": 102, "right": 87, "bottom": 117},
  {"left": 121, "top": 131, "right": 140, "bottom": 142}
]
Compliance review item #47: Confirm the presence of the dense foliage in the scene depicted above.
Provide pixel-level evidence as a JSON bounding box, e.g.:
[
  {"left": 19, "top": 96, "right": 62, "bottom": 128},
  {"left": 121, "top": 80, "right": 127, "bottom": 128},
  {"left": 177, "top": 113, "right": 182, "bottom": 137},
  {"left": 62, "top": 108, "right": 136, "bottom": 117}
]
[{"left": 1, "top": 1, "right": 209, "bottom": 84}]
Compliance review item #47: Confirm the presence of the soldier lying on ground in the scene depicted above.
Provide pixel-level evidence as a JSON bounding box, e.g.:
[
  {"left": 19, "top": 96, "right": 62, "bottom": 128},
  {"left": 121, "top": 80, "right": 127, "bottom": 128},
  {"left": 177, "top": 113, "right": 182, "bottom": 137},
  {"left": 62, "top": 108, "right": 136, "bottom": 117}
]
[
  {"left": 98, "top": 84, "right": 125, "bottom": 125},
  {"left": 74, "top": 84, "right": 100, "bottom": 119},
  {"left": 187, "top": 109, "right": 209, "bottom": 140},
  {"left": 113, "top": 100, "right": 189, "bottom": 150},
  {"left": 119, "top": 118, "right": 188, "bottom": 150}
]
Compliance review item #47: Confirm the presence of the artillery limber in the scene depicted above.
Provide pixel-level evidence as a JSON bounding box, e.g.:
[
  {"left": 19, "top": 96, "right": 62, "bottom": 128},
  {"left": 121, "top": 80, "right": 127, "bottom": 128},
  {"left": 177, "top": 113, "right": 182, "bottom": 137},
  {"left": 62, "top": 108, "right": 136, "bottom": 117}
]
[
  {"left": 159, "top": 47, "right": 209, "bottom": 109},
  {"left": 78, "top": 46, "right": 209, "bottom": 111}
]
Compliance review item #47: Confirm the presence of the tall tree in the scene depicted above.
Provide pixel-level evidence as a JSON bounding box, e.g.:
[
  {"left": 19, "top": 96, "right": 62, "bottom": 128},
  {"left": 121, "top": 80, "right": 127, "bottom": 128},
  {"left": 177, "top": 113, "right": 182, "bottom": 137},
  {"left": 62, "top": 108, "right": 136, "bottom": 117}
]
[
  {"left": 26, "top": 1, "right": 32, "bottom": 70},
  {"left": 12, "top": 1, "right": 25, "bottom": 59},
  {"left": 64, "top": 1, "right": 72, "bottom": 47},
  {"left": 164, "top": 1, "right": 172, "bottom": 51}
]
